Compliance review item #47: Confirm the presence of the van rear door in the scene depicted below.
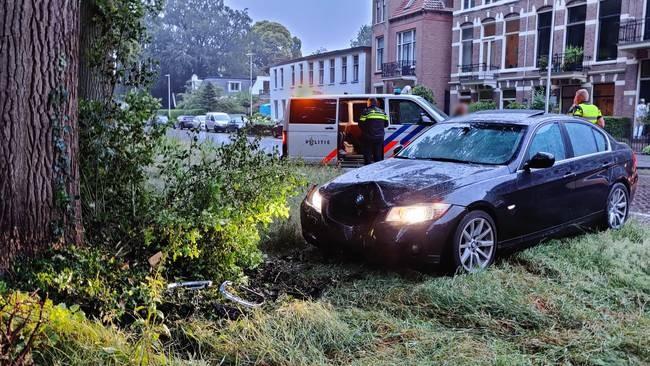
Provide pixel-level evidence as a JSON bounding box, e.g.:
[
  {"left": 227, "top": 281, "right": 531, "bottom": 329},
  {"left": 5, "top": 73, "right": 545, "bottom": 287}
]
[{"left": 286, "top": 98, "right": 338, "bottom": 164}]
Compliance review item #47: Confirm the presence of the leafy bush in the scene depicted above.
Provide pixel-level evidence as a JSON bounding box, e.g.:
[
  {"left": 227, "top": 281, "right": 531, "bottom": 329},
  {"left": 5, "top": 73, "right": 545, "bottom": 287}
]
[
  {"left": 159, "top": 109, "right": 207, "bottom": 121},
  {"left": 505, "top": 101, "right": 527, "bottom": 109},
  {"left": 643, "top": 145, "right": 650, "bottom": 154},
  {"left": 146, "top": 131, "right": 304, "bottom": 281},
  {"left": 468, "top": 101, "right": 497, "bottom": 112},
  {"left": 412, "top": 85, "right": 435, "bottom": 105},
  {"left": 603, "top": 117, "right": 631, "bottom": 139}
]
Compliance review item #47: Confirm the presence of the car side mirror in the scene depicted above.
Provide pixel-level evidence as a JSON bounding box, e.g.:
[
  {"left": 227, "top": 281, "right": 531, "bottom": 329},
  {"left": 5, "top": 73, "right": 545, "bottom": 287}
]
[
  {"left": 524, "top": 152, "right": 555, "bottom": 171},
  {"left": 393, "top": 145, "right": 404, "bottom": 155}
]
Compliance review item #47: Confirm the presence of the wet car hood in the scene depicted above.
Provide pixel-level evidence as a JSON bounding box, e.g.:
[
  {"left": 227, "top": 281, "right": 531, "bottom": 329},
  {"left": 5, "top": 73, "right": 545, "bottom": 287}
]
[{"left": 322, "top": 158, "right": 510, "bottom": 206}]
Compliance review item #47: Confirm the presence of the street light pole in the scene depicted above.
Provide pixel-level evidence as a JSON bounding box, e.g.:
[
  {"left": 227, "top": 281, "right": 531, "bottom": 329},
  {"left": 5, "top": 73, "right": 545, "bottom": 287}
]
[
  {"left": 165, "top": 74, "right": 171, "bottom": 118},
  {"left": 246, "top": 52, "right": 254, "bottom": 117},
  {"left": 544, "top": 3, "right": 556, "bottom": 114}
]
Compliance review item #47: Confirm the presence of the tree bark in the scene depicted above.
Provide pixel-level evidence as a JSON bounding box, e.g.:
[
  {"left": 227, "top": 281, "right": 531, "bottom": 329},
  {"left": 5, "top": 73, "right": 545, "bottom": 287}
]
[
  {"left": 78, "top": 0, "right": 113, "bottom": 101},
  {"left": 0, "top": 0, "right": 83, "bottom": 269}
]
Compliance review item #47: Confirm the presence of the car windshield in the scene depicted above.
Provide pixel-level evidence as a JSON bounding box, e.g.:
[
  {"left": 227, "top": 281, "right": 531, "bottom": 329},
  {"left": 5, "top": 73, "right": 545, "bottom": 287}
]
[
  {"left": 213, "top": 114, "right": 229, "bottom": 121},
  {"left": 397, "top": 122, "right": 526, "bottom": 165}
]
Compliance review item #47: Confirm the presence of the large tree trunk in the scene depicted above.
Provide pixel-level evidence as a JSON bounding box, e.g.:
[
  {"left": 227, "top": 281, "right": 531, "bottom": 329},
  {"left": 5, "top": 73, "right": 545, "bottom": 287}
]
[
  {"left": 0, "top": 0, "right": 83, "bottom": 269},
  {"left": 79, "top": 0, "right": 113, "bottom": 101}
]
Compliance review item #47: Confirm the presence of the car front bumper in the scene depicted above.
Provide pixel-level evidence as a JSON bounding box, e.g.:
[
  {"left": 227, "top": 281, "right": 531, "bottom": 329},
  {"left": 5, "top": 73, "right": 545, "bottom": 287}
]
[{"left": 300, "top": 200, "right": 466, "bottom": 264}]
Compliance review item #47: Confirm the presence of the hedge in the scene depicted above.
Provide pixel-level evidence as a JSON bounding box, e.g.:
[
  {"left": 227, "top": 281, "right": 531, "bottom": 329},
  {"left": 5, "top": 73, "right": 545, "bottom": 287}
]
[
  {"left": 603, "top": 116, "right": 631, "bottom": 140},
  {"left": 157, "top": 109, "right": 207, "bottom": 120}
]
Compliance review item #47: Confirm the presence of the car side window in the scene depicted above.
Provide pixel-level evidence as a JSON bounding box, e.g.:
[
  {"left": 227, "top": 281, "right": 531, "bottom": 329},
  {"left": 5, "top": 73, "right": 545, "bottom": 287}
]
[
  {"left": 389, "top": 100, "right": 430, "bottom": 125},
  {"left": 527, "top": 123, "right": 566, "bottom": 161},
  {"left": 564, "top": 123, "right": 599, "bottom": 157},
  {"left": 593, "top": 128, "right": 608, "bottom": 152}
]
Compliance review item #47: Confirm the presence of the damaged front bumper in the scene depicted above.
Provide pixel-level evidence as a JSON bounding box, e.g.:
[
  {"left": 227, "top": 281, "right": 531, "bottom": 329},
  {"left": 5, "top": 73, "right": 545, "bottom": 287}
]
[{"left": 300, "top": 199, "right": 466, "bottom": 265}]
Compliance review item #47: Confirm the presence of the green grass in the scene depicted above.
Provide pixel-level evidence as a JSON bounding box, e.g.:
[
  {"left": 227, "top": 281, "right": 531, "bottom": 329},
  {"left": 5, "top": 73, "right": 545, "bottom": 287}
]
[{"left": 183, "top": 222, "right": 650, "bottom": 365}]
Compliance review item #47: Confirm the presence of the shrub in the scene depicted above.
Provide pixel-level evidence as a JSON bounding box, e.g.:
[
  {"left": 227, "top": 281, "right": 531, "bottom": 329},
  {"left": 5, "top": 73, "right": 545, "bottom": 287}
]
[
  {"left": 643, "top": 145, "right": 650, "bottom": 154},
  {"left": 147, "top": 130, "right": 304, "bottom": 281},
  {"left": 505, "top": 101, "right": 527, "bottom": 110},
  {"left": 603, "top": 117, "right": 631, "bottom": 139},
  {"left": 468, "top": 101, "right": 497, "bottom": 112},
  {"left": 160, "top": 109, "right": 207, "bottom": 121},
  {"left": 412, "top": 85, "right": 436, "bottom": 105}
]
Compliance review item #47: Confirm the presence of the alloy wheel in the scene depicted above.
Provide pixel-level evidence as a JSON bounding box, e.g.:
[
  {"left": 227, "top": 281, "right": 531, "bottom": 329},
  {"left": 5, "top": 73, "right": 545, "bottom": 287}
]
[
  {"left": 607, "top": 187, "right": 628, "bottom": 229},
  {"left": 458, "top": 218, "right": 495, "bottom": 272}
]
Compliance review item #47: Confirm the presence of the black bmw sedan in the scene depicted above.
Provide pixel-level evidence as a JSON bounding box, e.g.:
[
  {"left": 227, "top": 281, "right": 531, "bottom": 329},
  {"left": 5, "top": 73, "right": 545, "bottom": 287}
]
[{"left": 301, "top": 110, "right": 638, "bottom": 272}]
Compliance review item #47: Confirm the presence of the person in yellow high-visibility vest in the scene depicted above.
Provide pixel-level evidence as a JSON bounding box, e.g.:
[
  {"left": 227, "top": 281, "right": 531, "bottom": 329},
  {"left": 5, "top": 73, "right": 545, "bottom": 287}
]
[
  {"left": 359, "top": 98, "right": 388, "bottom": 165},
  {"left": 568, "top": 89, "right": 605, "bottom": 128}
]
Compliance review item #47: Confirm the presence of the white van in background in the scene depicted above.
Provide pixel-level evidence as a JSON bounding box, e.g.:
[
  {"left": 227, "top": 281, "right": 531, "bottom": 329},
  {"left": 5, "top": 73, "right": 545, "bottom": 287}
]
[{"left": 282, "top": 94, "right": 447, "bottom": 166}]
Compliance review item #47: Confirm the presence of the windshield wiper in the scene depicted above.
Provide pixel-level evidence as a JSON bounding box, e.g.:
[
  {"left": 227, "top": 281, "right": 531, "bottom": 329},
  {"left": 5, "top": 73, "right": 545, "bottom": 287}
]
[{"left": 426, "top": 157, "right": 471, "bottom": 164}]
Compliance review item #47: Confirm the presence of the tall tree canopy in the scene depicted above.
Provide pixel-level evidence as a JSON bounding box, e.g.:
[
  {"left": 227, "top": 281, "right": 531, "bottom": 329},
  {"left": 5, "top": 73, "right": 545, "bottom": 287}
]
[
  {"left": 250, "top": 21, "right": 302, "bottom": 70},
  {"left": 350, "top": 25, "right": 372, "bottom": 47}
]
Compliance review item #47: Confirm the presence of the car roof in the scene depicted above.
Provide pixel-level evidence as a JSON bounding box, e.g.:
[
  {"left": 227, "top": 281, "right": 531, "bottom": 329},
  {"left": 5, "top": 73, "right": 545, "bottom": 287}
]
[{"left": 446, "top": 110, "right": 594, "bottom": 126}]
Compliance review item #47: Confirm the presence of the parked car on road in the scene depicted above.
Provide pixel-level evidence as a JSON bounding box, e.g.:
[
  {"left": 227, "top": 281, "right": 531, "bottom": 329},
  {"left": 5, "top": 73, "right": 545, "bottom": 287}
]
[
  {"left": 301, "top": 110, "right": 638, "bottom": 272},
  {"left": 206, "top": 112, "right": 231, "bottom": 132},
  {"left": 193, "top": 115, "right": 207, "bottom": 130},
  {"left": 228, "top": 114, "right": 246, "bottom": 132},
  {"left": 272, "top": 122, "right": 283, "bottom": 139},
  {"left": 176, "top": 115, "right": 196, "bottom": 129}
]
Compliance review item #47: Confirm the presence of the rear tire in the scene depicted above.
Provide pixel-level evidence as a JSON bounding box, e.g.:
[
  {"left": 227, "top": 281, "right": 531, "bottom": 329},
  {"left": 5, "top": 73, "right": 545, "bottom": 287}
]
[
  {"left": 451, "top": 210, "right": 497, "bottom": 273},
  {"left": 605, "top": 183, "right": 629, "bottom": 230}
]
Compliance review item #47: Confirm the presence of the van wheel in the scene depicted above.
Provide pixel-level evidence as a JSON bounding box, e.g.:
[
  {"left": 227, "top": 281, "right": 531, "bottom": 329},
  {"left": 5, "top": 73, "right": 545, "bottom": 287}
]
[{"left": 451, "top": 210, "right": 497, "bottom": 273}]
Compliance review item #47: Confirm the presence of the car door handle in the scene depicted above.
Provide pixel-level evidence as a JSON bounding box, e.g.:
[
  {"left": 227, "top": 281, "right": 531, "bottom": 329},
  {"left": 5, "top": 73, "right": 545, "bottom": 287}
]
[
  {"left": 563, "top": 172, "right": 576, "bottom": 178},
  {"left": 601, "top": 161, "right": 612, "bottom": 167},
  {"left": 324, "top": 127, "right": 334, "bottom": 130},
  {"left": 387, "top": 127, "right": 397, "bottom": 131}
]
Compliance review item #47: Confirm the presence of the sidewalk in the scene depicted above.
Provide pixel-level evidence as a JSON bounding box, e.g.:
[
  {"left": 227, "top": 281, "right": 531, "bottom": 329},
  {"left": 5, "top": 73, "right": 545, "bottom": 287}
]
[
  {"left": 631, "top": 170, "right": 650, "bottom": 224},
  {"left": 638, "top": 154, "right": 650, "bottom": 170}
]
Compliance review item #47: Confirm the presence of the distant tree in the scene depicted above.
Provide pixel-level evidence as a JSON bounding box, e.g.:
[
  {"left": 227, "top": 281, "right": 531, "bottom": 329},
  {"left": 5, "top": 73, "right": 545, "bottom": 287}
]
[
  {"left": 250, "top": 21, "right": 302, "bottom": 70},
  {"left": 312, "top": 47, "right": 328, "bottom": 55},
  {"left": 412, "top": 85, "right": 436, "bottom": 105},
  {"left": 350, "top": 25, "right": 372, "bottom": 47}
]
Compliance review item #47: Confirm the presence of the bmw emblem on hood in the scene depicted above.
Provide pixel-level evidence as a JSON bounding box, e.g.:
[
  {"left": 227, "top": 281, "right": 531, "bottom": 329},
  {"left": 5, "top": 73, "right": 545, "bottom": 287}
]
[{"left": 355, "top": 194, "right": 365, "bottom": 207}]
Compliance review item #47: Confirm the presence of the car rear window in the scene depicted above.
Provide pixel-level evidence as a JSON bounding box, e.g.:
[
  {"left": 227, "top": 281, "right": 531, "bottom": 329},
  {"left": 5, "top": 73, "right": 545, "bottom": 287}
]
[
  {"left": 564, "top": 122, "right": 603, "bottom": 157},
  {"left": 289, "top": 99, "right": 337, "bottom": 124}
]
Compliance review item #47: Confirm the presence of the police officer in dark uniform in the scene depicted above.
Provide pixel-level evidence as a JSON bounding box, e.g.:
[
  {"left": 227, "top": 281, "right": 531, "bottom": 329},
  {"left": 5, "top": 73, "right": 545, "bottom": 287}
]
[{"left": 359, "top": 98, "right": 388, "bottom": 165}]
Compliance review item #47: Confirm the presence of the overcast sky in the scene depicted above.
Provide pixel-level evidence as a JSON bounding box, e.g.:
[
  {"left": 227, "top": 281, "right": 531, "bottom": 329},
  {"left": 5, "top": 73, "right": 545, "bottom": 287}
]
[{"left": 224, "top": 0, "right": 372, "bottom": 55}]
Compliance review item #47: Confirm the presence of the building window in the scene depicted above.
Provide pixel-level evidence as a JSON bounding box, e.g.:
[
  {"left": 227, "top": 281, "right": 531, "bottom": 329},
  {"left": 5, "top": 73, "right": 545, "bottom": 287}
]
[
  {"left": 478, "top": 87, "right": 493, "bottom": 102},
  {"left": 375, "top": 86, "right": 384, "bottom": 93},
  {"left": 597, "top": 0, "right": 621, "bottom": 61},
  {"left": 375, "top": 0, "right": 385, "bottom": 23},
  {"left": 291, "top": 65, "right": 295, "bottom": 86},
  {"left": 273, "top": 69, "right": 278, "bottom": 89},
  {"left": 376, "top": 37, "right": 384, "bottom": 72},
  {"left": 461, "top": 25, "right": 473, "bottom": 71},
  {"left": 228, "top": 81, "right": 241, "bottom": 92},
  {"left": 502, "top": 89, "right": 517, "bottom": 108},
  {"left": 566, "top": 3, "right": 586, "bottom": 50},
  {"left": 329, "top": 59, "right": 335, "bottom": 84},
  {"left": 281, "top": 100, "right": 286, "bottom": 118},
  {"left": 308, "top": 62, "right": 314, "bottom": 85},
  {"left": 537, "top": 10, "right": 552, "bottom": 67},
  {"left": 504, "top": 17, "right": 519, "bottom": 69},
  {"left": 341, "top": 56, "right": 348, "bottom": 83},
  {"left": 593, "top": 83, "right": 614, "bottom": 116},
  {"left": 482, "top": 21, "right": 497, "bottom": 70},
  {"left": 280, "top": 68, "right": 284, "bottom": 88},
  {"left": 353, "top": 55, "right": 360, "bottom": 82},
  {"left": 397, "top": 29, "right": 416, "bottom": 63},
  {"left": 299, "top": 63, "right": 304, "bottom": 85},
  {"left": 318, "top": 61, "right": 324, "bottom": 85},
  {"left": 274, "top": 100, "right": 278, "bottom": 119},
  {"left": 463, "top": 0, "right": 476, "bottom": 10}
]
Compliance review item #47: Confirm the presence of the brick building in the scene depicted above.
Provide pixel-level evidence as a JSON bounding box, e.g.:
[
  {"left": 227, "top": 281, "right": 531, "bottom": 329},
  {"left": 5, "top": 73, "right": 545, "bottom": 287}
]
[
  {"left": 371, "top": 0, "right": 454, "bottom": 112},
  {"left": 448, "top": 0, "right": 650, "bottom": 120}
]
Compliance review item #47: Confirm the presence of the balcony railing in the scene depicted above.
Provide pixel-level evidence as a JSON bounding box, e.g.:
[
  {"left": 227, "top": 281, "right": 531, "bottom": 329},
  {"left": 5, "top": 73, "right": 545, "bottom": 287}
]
[
  {"left": 619, "top": 18, "right": 650, "bottom": 45},
  {"left": 458, "top": 63, "right": 499, "bottom": 82},
  {"left": 538, "top": 53, "right": 591, "bottom": 73},
  {"left": 258, "top": 89, "right": 270, "bottom": 99},
  {"left": 382, "top": 60, "right": 416, "bottom": 78}
]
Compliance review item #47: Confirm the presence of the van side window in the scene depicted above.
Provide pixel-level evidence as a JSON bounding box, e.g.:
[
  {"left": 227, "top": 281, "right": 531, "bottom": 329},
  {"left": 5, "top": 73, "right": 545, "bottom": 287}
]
[
  {"left": 389, "top": 100, "right": 430, "bottom": 125},
  {"left": 289, "top": 99, "right": 337, "bottom": 124}
]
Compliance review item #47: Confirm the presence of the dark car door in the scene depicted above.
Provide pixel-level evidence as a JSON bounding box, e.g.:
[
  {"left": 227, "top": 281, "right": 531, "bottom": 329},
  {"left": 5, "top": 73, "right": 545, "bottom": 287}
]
[
  {"left": 561, "top": 122, "right": 612, "bottom": 220},
  {"left": 505, "top": 122, "right": 575, "bottom": 239}
]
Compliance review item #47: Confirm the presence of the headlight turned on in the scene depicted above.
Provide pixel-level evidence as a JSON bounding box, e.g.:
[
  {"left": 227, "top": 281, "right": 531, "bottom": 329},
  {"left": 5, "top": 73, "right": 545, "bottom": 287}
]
[
  {"left": 307, "top": 186, "right": 323, "bottom": 213},
  {"left": 386, "top": 203, "right": 451, "bottom": 225}
]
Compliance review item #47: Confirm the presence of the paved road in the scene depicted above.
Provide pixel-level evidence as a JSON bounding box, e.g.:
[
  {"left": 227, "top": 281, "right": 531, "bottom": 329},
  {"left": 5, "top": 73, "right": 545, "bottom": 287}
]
[
  {"left": 166, "top": 128, "right": 282, "bottom": 154},
  {"left": 631, "top": 171, "right": 650, "bottom": 224}
]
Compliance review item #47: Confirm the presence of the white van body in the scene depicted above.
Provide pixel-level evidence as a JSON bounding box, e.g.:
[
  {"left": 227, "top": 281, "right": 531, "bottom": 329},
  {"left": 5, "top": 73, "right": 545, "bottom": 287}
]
[{"left": 282, "top": 94, "right": 447, "bottom": 164}]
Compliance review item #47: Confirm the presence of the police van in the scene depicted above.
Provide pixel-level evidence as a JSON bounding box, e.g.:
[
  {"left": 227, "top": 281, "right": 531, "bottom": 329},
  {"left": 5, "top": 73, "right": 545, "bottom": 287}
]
[{"left": 282, "top": 94, "right": 447, "bottom": 165}]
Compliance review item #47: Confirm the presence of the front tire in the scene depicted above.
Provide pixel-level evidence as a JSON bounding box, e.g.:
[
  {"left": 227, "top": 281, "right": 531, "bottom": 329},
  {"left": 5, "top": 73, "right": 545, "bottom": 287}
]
[
  {"left": 606, "top": 183, "right": 629, "bottom": 230},
  {"left": 452, "top": 210, "right": 497, "bottom": 273}
]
